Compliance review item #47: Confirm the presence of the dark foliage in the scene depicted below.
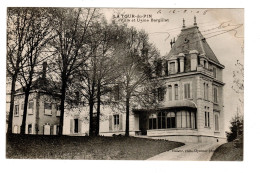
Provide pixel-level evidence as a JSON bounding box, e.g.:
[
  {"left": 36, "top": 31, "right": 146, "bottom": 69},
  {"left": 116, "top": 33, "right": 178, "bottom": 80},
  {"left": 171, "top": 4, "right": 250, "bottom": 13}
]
[{"left": 226, "top": 117, "right": 243, "bottom": 142}]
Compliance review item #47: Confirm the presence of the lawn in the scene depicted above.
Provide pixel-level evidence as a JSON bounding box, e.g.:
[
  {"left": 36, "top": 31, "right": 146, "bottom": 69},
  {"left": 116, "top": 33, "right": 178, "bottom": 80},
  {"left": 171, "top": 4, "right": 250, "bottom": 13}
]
[
  {"left": 6, "top": 134, "right": 184, "bottom": 160},
  {"left": 211, "top": 141, "right": 243, "bottom": 161}
]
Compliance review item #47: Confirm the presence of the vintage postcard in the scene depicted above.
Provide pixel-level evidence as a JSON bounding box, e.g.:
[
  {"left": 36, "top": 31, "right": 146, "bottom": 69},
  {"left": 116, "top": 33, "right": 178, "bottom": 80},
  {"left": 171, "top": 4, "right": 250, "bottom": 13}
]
[{"left": 6, "top": 7, "right": 244, "bottom": 163}]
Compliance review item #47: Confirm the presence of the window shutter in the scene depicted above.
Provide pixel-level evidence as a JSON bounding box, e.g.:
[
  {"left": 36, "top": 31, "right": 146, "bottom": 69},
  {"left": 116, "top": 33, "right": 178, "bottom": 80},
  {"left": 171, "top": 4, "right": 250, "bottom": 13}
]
[
  {"left": 70, "top": 119, "right": 74, "bottom": 134},
  {"left": 119, "top": 114, "right": 123, "bottom": 130},
  {"left": 164, "top": 61, "right": 168, "bottom": 75},
  {"left": 109, "top": 115, "right": 112, "bottom": 131},
  {"left": 78, "top": 119, "right": 82, "bottom": 134},
  {"left": 188, "top": 84, "right": 190, "bottom": 98}
]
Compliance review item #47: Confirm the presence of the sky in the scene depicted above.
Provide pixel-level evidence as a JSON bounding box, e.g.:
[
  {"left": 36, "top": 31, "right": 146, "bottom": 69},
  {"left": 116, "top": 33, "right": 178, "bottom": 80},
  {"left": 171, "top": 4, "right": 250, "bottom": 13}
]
[{"left": 102, "top": 8, "right": 244, "bottom": 131}]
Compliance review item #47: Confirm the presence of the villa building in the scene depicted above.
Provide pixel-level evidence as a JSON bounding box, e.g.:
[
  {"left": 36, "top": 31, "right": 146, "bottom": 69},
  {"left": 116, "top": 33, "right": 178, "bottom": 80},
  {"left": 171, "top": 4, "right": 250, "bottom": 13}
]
[
  {"left": 66, "top": 19, "right": 226, "bottom": 143},
  {"left": 10, "top": 19, "right": 226, "bottom": 143}
]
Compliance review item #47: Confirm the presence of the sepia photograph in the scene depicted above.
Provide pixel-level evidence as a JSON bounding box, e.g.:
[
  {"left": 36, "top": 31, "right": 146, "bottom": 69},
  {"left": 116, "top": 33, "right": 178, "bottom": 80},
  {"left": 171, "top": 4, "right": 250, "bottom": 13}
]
[{"left": 5, "top": 6, "right": 244, "bottom": 162}]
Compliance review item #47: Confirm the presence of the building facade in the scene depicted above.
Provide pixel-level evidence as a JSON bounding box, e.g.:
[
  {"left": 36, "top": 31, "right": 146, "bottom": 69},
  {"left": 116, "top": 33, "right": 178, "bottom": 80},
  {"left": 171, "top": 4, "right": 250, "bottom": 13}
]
[
  {"left": 12, "top": 63, "right": 61, "bottom": 135},
  {"left": 131, "top": 21, "right": 225, "bottom": 142},
  {"left": 66, "top": 20, "right": 226, "bottom": 143}
]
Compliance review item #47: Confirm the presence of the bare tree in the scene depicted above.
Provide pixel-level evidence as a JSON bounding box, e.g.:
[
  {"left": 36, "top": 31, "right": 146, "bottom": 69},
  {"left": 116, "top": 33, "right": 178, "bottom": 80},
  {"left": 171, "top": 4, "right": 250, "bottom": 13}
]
[
  {"left": 49, "top": 8, "right": 99, "bottom": 135},
  {"left": 16, "top": 8, "right": 55, "bottom": 134},
  {"left": 114, "top": 27, "right": 161, "bottom": 136},
  {"left": 6, "top": 8, "right": 54, "bottom": 135}
]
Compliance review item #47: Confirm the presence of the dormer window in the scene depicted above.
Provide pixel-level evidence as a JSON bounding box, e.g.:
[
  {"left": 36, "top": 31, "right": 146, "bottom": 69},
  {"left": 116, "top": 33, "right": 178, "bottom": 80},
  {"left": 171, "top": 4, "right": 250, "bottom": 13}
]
[{"left": 169, "top": 62, "right": 176, "bottom": 74}]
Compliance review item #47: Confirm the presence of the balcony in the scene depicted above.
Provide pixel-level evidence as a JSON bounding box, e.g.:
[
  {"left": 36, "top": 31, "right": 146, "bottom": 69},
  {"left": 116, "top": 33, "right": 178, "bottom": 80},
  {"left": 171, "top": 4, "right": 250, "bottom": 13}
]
[{"left": 197, "top": 65, "right": 213, "bottom": 77}]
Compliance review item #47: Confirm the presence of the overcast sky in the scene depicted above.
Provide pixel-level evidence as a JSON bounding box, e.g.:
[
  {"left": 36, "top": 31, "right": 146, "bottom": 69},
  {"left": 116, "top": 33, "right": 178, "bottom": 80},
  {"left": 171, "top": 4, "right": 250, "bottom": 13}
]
[{"left": 102, "top": 8, "right": 244, "bottom": 131}]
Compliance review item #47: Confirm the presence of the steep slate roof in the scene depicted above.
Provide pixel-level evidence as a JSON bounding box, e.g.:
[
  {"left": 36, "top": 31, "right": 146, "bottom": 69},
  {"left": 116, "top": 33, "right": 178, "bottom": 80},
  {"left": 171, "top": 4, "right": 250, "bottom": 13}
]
[{"left": 167, "top": 25, "right": 220, "bottom": 64}]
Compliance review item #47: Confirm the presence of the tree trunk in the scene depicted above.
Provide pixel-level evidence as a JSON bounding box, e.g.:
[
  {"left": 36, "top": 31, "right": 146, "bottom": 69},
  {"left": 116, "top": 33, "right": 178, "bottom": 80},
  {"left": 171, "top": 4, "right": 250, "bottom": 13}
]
[
  {"left": 20, "top": 89, "right": 30, "bottom": 134},
  {"left": 59, "top": 80, "right": 67, "bottom": 135},
  {"left": 89, "top": 99, "right": 94, "bottom": 136},
  {"left": 7, "top": 75, "right": 17, "bottom": 135},
  {"left": 125, "top": 95, "right": 130, "bottom": 137},
  {"left": 96, "top": 81, "right": 101, "bottom": 136}
]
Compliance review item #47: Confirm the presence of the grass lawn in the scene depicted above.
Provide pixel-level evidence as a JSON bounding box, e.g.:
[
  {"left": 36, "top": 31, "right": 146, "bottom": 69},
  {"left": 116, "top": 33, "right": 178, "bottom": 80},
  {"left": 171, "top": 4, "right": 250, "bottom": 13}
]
[
  {"left": 6, "top": 134, "right": 183, "bottom": 160},
  {"left": 211, "top": 141, "right": 243, "bottom": 161}
]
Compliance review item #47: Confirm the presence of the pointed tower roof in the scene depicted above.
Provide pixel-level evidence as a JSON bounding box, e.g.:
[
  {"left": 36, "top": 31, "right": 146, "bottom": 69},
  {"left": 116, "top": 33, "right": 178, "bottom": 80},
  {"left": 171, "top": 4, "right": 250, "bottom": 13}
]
[{"left": 167, "top": 23, "right": 223, "bottom": 67}]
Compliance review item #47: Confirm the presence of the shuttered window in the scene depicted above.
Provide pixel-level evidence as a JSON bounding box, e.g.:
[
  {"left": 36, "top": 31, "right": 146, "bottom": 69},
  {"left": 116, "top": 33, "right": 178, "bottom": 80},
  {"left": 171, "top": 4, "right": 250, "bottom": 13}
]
[
  {"left": 28, "top": 101, "right": 34, "bottom": 109},
  {"left": 184, "top": 83, "right": 191, "bottom": 99},
  {"left": 14, "top": 105, "right": 19, "bottom": 116},
  {"left": 174, "top": 84, "right": 178, "bottom": 100},
  {"left": 168, "top": 85, "right": 172, "bottom": 101},
  {"left": 169, "top": 62, "right": 175, "bottom": 74},
  {"left": 215, "top": 114, "right": 219, "bottom": 131},
  {"left": 74, "top": 119, "right": 79, "bottom": 133},
  {"left": 214, "top": 87, "right": 218, "bottom": 103}
]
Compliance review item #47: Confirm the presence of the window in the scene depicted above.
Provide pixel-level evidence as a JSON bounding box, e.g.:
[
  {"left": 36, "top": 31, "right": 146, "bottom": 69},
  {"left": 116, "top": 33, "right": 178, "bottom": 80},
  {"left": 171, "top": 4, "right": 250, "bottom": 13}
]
[
  {"left": 74, "top": 119, "right": 78, "bottom": 133},
  {"left": 213, "top": 87, "right": 218, "bottom": 103},
  {"left": 167, "top": 112, "right": 176, "bottom": 128},
  {"left": 28, "top": 101, "right": 34, "bottom": 115},
  {"left": 14, "top": 105, "right": 19, "bottom": 116},
  {"left": 114, "top": 114, "right": 119, "bottom": 125},
  {"left": 158, "top": 112, "right": 166, "bottom": 129},
  {"left": 203, "top": 83, "right": 206, "bottom": 99},
  {"left": 215, "top": 114, "right": 219, "bottom": 131},
  {"left": 21, "top": 102, "right": 24, "bottom": 111},
  {"left": 56, "top": 104, "right": 61, "bottom": 116},
  {"left": 149, "top": 114, "right": 157, "bottom": 129},
  {"left": 149, "top": 110, "right": 196, "bottom": 130},
  {"left": 158, "top": 87, "right": 164, "bottom": 101},
  {"left": 184, "top": 83, "right": 191, "bottom": 99},
  {"left": 44, "top": 102, "right": 52, "bottom": 115},
  {"left": 205, "top": 107, "right": 210, "bottom": 127},
  {"left": 169, "top": 62, "right": 176, "bottom": 74},
  {"left": 113, "top": 85, "right": 120, "bottom": 101},
  {"left": 213, "top": 67, "right": 217, "bottom": 78},
  {"left": 174, "top": 84, "right": 178, "bottom": 100},
  {"left": 205, "top": 112, "right": 207, "bottom": 127},
  {"left": 28, "top": 101, "right": 34, "bottom": 109},
  {"left": 113, "top": 114, "right": 120, "bottom": 130},
  {"left": 208, "top": 112, "right": 210, "bottom": 127},
  {"left": 204, "top": 83, "right": 209, "bottom": 100},
  {"left": 28, "top": 124, "right": 32, "bottom": 134},
  {"left": 206, "top": 84, "right": 209, "bottom": 100},
  {"left": 168, "top": 85, "right": 172, "bottom": 101}
]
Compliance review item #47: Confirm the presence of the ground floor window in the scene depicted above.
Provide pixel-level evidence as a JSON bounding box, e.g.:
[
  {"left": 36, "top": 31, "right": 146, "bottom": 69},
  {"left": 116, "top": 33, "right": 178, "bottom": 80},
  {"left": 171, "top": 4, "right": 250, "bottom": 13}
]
[
  {"left": 148, "top": 110, "right": 196, "bottom": 130},
  {"left": 167, "top": 112, "right": 176, "bottom": 128},
  {"left": 74, "top": 119, "right": 79, "bottom": 133}
]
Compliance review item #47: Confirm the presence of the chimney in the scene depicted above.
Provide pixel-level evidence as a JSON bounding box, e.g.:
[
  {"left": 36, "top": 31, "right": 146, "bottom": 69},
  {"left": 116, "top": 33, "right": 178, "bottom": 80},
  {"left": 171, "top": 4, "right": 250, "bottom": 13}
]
[
  {"left": 183, "top": 18, "right": 186, "bottom": 28},
  {"left": 170, "top": 37, "right": 175, "bottom": 48},
  {"left": 42, "top": 62, "right": 47, "bottom": 79},
  {"left": 194, "top": 16, "right": 197, "bottom": 26}
]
